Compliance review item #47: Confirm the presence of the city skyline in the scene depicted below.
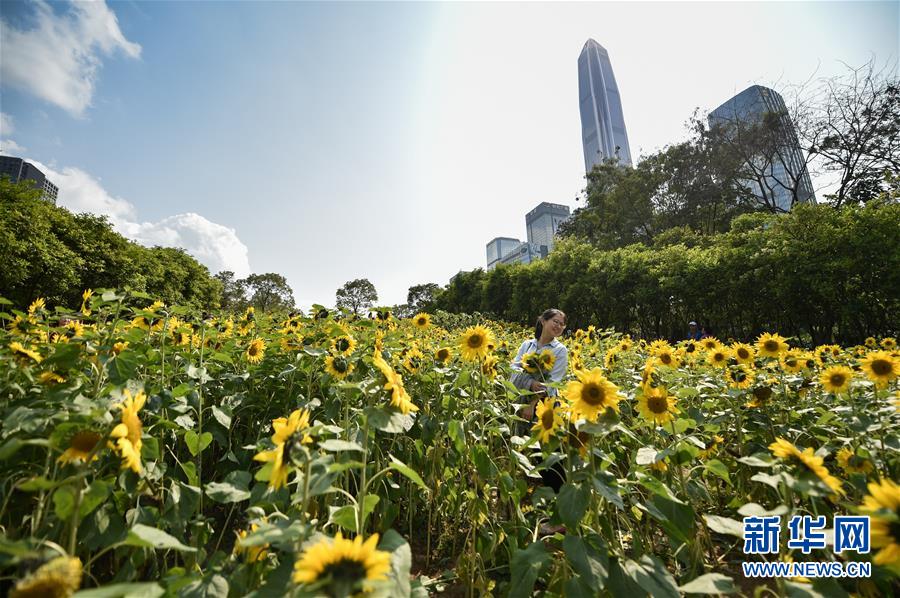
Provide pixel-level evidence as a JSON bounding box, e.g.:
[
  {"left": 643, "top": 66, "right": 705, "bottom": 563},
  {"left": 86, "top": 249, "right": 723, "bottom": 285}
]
[{"left": 1, "top": 2, "right": 896, "bottom": 309}]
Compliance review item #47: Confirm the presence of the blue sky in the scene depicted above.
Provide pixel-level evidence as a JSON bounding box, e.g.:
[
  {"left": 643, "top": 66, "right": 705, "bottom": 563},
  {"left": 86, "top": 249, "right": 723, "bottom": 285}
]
[{"left": 1, "top": 1, "right": 897, "bottom": 309}]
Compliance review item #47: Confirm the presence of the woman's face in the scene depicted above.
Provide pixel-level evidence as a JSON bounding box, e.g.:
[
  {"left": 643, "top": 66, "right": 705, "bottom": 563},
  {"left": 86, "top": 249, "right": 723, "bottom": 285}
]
[{"left": 544, "top": 314, "right": 566, "bottom": 339}]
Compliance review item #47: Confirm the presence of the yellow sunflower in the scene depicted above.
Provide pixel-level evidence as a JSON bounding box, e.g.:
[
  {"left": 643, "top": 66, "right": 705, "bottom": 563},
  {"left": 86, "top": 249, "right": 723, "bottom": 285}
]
[
  {"left": 412, "top": 313, "right": 431, "bottom": 329},
  {"left": 881, "top": 337, "right": 897, "bottom": 351},
  {"left": 706, "top": 346, "right": 731, "bottom": 368},
  {"left": 435, "top": 347, "right": 452, "bottom": 364},
  {"left": 858, "top": 479, "right": 900, "bottom": 569},
  {"left": 245, "top": 338, "right": 266, "bottom": 363},
  {"left": 234, "top": 523, "right": 268, "bottom": 563},
  {"left": 779, "top": 349, "right": 804, "bottom": 374},
  {"left": 110, "top": 389, "right": 146, "bottom": 473},
  {"left": 27, "top": 297, "right": 46, "bottom": 316},
  {"left": 655, "top": 347, "right": 681, "bottom": 369},
  {"left": 756, "top": 332, "right": 789, "bottom": 358},
  {"left": 563, "top": 368, "right": 623, "bottom": 422},
  {"left": 859, "top": 350, "right": 898, "bottom": 389},
  {"left": 324, "top": 355, "right": 354, "bottom": 380},
  {"left": 57, "top": 431, "right": 102, "bottom": 465},
  {"left": 402, "top": 347, "right": 424, "bottom": 374},
  {"left": 532, "top": 398, "right": 563, "bottom": 443},
  {"left": 746, "top": 383, "right": 774, "bottom": 408},
  {"left": 253, "top": 409, "right": 312, "bottom": 489},
  {"left": 820, "top": 365, "right": 853, "bottom": 394},
  {"left": 39, "top": 371, "right": 66, "bottom": 385},
  {"left": 726, "top": 364, "right": 754, "bottom": 389},
  {"left": 112, "top": 341, "right": 129, "bottom": 355},
  {"left": 731, "top": 342, "right": 756, "bottom": 365},
  {"left": 458, "top": 325, "right": 495, "bottom": 362},
  {"left": 293, "top": 532, "right": 391, "bottom": 594},
  {"left": 768, "top": 438, "right": 843, "bottom": 496},
  {"left": 617, "top": 337, "right": 633, "bottom": 352},
  {"left": 865, "top": 336, "right": 877, "bottom": 348},
  {"left": 9, "top": 341, "right": 42, "bottom": 363},
  {"left": 835, "top": 447, "right": 874, "bottom": 475},
  {"left": 481, "top": 355, "right": 499, "bottom": 380},
  {"left": 539, "top": 349, "right": 556, "bottom": 372},
  {"left": 701, "top": 337, "right": 722, "bottom": 352},
  {"left": 373, "top": 351, "right": 418, "bottom": 415},
  {"left": 698, "top": 435, "right": 724, "bottom": 460},
  {"left": 10, "top": 556, "right": 82, "bottom": 598},
  {"left": 331, "top": 335, "right": 357, "bottom": 357},
  {"left": 636, "top": 385, "right": 679, "bottom": 426}
]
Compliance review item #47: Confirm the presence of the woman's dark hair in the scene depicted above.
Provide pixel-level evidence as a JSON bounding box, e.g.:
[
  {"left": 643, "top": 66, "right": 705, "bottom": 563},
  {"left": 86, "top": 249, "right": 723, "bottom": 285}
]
[{"left": 535, "top": 308, "right": 566, "bottom": 340}]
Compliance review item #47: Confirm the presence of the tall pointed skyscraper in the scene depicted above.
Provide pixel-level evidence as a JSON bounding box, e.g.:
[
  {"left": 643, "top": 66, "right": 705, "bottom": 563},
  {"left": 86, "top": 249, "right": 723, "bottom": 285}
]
[{"left": 578, "top": 39, "right": 632, "bottom": 172}]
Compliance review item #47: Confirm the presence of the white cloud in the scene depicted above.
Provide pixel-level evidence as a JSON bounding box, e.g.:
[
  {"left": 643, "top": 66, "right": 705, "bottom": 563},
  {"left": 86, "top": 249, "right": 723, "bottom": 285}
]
[
  {"left": 0, "top": 139, "right": 27, "bottom": 154},
  {"left": 0, "top": 112, "right": 14, "bottom": 135},
  {"left": 0, "top": 1, "right": 141, "bottom": 116},
  {"left": 28, "top": 159, "right": 252, "bottom": 277}
]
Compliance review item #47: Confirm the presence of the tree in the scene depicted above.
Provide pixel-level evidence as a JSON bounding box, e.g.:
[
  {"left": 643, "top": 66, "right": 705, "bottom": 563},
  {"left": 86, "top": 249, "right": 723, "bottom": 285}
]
[
  {"left": 406, "top": 283, "right": 441, "bottom": 313},
  {"left": 215, "top": 271, "right": 247, "bottom": 311},
  {"left": 798, "top": 61, "right": 900, "bottom": 206},
  {"left": 244, "top": 273, "right": 295, "bottom": 313},
  {"left": 335, "top": 278, "right": 377, "bottom": 316}
]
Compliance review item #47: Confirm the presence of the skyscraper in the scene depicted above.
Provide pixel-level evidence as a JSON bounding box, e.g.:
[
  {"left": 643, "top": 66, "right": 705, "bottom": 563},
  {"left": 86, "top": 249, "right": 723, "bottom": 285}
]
[
  {"left": 0, "top": 156, "right": 58, "bottom": 204},
  {"left": 708, "top": 85, "right": 816, "bottom": 211},
  {"left": 578, "top": 39, "right": 632, "bottom": 173},
  {"left": 526, "top": 202, "right": 570, "bottom": 257}
]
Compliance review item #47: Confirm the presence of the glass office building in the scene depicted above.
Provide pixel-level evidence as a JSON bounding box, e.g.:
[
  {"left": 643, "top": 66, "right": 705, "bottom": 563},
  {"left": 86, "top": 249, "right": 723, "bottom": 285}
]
[
  {"left": 708, "top": 85, "right": 816, "bottom": 211},
  {"left": 578, "top": 39, "right": 632, "bottom": 173},
  {"left": 526, "top": 202, "right": 570, "bottom": 256},
  {"left": 486, "top": 237, "right": 522, "bottom": 270}
]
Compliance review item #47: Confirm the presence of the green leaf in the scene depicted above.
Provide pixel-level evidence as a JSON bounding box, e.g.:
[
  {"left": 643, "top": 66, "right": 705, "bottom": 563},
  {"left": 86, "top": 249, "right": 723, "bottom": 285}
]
[
  {"left": 181, "top": 574, "right": 229, "bottom": 598},
  {"left": 508, "top": 541, "right": 551, "bottom": 598},
  {"left": 329, "top": 495, "right": 380, "bottom": 532},
  {"left": 365, "top": 406, "right": 415, "bottom": 433},
  {"left": 388, "top": 455, "right": 428, "bottom": 492},
  {"left": 636, "top": 446, "right": 660, "bottom": 465},
  {"left": 180, "top": 461, "right": 199, "bottom": 486},
  {"left": 563, "top": 534, "right": 609, "bottom": 589},
  {"left": 53, "top": 485, "right": 75, "bottom": 520},
  {"left": 79, "top": 480, "right": 110, "bottom": 518},
  {"left": 185, "top": 431, "right": 213, "bottom": 456},
  {"left": 210, "top": 406, "right": 232, "bottom": 428},
  {"left": 679, "top": 573, "right": 737, "bottom": 595},
  {"left": 703, "top": 515, "right": 744, "bottom": 538},
  {"left": 74, "top": 582, "right": 165, "bottom": 598},
  {"left": 318, "top": 439, "right": 364, "bottom": 452},
  {"left": 378, "top": 529, "right": 412, "bottom": 597},
  {"left": 18, "top": 476, "right": 57, "bottom": 491},
  {"left": 124, "top": 524, "right": 196, "bottom": 552},
  {"left": 206, "top": 471, "right": 251, "bottom": 503},
  {"left": 557, "top": 483, "right": 591, "bottom": 529},
  {"left": 738, "top": 454, "right": 774, "bottom": 467},
  {"left": 648, "top": 495, "right": 695, "bottom": 545},
  {"left": 621, "top": 555, "right": 680, "bottom": 598},
  {"left": 704, "top": 459, "right": 731, "bottom": 484}
]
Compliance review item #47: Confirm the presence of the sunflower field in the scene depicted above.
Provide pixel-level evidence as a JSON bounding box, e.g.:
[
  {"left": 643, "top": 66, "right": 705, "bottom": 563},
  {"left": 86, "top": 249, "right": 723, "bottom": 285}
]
[{"left": 1, "top": 290, "right": 898, "bottom": 597}]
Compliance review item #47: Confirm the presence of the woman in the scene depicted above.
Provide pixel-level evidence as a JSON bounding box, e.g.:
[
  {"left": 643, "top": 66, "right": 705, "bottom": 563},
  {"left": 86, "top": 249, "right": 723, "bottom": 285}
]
[
  {"left": 509, "top": 308, "right": 569, "bottom": 500},
  {"left": 510, "top": 308, "right": 568, "bottom": 417}
]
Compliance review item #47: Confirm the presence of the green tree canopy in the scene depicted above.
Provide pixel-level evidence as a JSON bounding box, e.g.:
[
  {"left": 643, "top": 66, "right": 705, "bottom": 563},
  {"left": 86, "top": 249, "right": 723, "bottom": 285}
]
[{"left": 336, "top": 278, "right": 378, "bottom": 316}]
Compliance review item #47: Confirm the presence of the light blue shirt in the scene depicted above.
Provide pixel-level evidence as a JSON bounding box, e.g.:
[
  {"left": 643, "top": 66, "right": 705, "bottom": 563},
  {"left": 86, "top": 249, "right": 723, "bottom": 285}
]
[{"left": 509, "top": 338, "right": 568, "bottom": 397}]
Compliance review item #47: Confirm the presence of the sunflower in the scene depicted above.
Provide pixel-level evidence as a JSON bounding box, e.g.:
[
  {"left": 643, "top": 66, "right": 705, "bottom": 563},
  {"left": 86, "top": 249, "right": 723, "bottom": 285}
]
[
  {"left": 481, "top": 355, "right": 499, "bottom": 380},
  {"left": 835, "top": 447, "right": 874, "bottom": 475},
  {"left": 293, "top": 532, "right": 391, "bottom": 594},
  {"left": 112, "top": 341, "right": 129, "bottom": 355},
  {"left": 532, "top": 398, "right": 563, "bottom": 442},
  {"left": 650, "top": 459, "right": 669, "bottom": 473},
  {"left": 9, "top": 341, "right": 42, "bottom": 363},
  {"left": 648, "top": 339, "right": 672, "bottom": 354},
  {"left": 881, "top": 337, "right": 897, "bottom": 351},
  {"left": 325, "top": 355, "right": 354, "bottom": 380},
  {"left": 110, "top": 389, "right": 146, "bottom": 473},
  {"left": 235, "top": 523, "right": 268, "bottom": 563},
  {"left": 858, "top": 479, "right": 900, "bottom": 568},
  {"left": 435, "top": 347, "right": 452, "bottom": 364},
  {"left": 701, "top": 337, "right": 722, "bottom": 352},
  {"left": 458, "top": 325, "right": 495, "bottom": 362},
  {"left": 331, "top": 335, "right": 357, "bottom": 357},
  {"left": 725, "top": 364, "right": 754, "bottom": 389},
  {"left": 57, "top": 431, "right": 102, "bottom": 465},
  {"left": 756, "top": 332, "right": 788, "bottom": 358},
  {"left": 617, "top": 337, "right": 633, "bottom": 352},
  {"left": 539, "top": 349, "right": 556, "bottom": 372},
  {"left": 245, "top": 338, "right": 266, "bottom": 363},
  {"left": 10, "top": 556, "right": 82, "bottom": 598},
  {"left": 859, "top": 350, "right": 898, "bottom": 389},
  {"left": 253, "top": 409, "right": 312, "bottom": 489},
  {"left": 636, "top": 385, "right": 679, "bottom": 426},
  {"left": 27, "top": 297, "right": 46, "bottom": 316},
  {"left": 698, "top": 435, "right": 724, "bottom": 460},
  {"left": 731, "top": 343, "right": 756, "bottom": 365},
  {"left": 768, "top": 438, "right": 843, "bottom": 496},
  {"left": 79, "top": 289, "right": 93, "bottom": 316},
  {"left": 820, "top": 365, "right": 853, "bottom": 394},
  {"left": 865, "top": 336, "right": 877, "bottom": 348},
  {"left": 563, "top": 368, "right": 623, "bottom": 422},
  {"left": 655, "top": 347, "right": 680, "bottom": 369},
  {"left": 373, "top": 352, "right": 418, "bottom": 415},
  {"left": 39, "top": 371, "right": 66, "bottom": 385},
  {"left": 746, "top": 383, "right": 774, "bottom": 408},
  {"left": 779, "top": 349, "right": 804, "bottom": 374},
  {"left": 401, "top": 347, "right": 424, "bottom": 374},
  {"left": 706, "top": 346, "right": 731, "bottom": 368},
  {"left": 526, "top": 350, "right": 548, "bottom": 372},
  {"left": 412, "top": 313, "right": 431, "bottom": 329}
]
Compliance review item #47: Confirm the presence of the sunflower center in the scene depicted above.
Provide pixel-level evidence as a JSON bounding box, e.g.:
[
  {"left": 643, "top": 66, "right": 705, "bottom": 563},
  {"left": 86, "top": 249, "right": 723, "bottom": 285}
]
[
  {"left": 829, "top": 373, "right": 846, "bottom": 386},
  {"left": 890, "top": 519, "right": 900, "bottom": 543},
  {"left": 785, "top": 358, "right": 797, "bottom": 368},
  {"left": 71, "top": 431, "right": 101, "bottom": 452},
  {"left": 737, "top": 348, "right": 750, "bottom": 359},
  {"left": 581, "top": 383, "right": 604, "bottom": 406},
  {"left": 541, "top": 409, "right": 555, "bottom": 430},
  {"left": 336, "top": 339, "right": 350, "bottom": 352},
  {"left": 660, "top": 353, "right": 672, "bottom": 365},
  {"left": 732, "top": 369, "right": 748, "bottom": 382},
  {"left": 685, "top": 343, "right": 696, "bottom": 353},
  {"left": 324, "top": 558, "right": 368, "bottom": 585},
  {"left": 467, "top": 334, "right": 483, "bottom": 349},
  {"left": 417, "top": 318, "right": 426, "bottom": 326},
  {"left": 871, "top": 359, "right": 892, "bottom": 376},
  {"left": 647, "top": 394, "right": 668, "bottom": 414},
  {"left": 249, "top": 345, "right": 260, "bottom": 356},
  {"left": 333, "top": 358, "right": 348, "bottom": 373},
  {"left": 764, "top": 341, "right": 779, "bottom": 352},
  {"left": 713, "top": 352, "right": 724, "bottom": 362},
  {"left": 437, "top": 349, "right": 449, "bottom": 361},
  {"left": 752, "top": 386, "right": 773, "bottom": 401}
]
